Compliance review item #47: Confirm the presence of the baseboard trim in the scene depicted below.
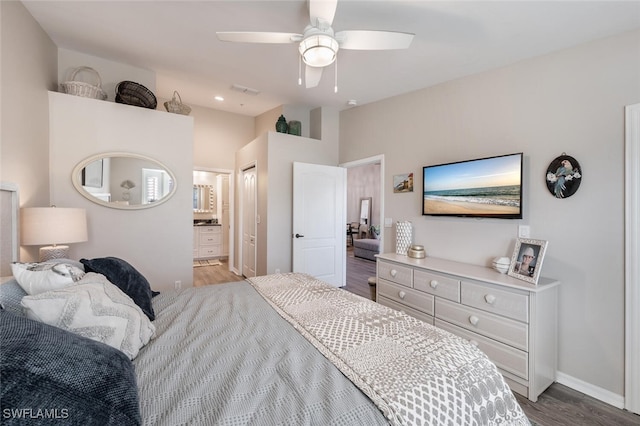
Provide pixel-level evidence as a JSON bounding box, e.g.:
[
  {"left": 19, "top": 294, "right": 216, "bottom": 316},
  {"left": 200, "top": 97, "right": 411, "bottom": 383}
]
[{"left": 556, "top": 371, "right": 624, "bottom": 409}]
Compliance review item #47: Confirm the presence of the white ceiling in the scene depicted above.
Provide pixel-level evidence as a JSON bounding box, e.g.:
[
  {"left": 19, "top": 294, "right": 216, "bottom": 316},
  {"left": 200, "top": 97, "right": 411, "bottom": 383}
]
[{"left": 22, "top": 1, "right": 640, "bottom": 117}]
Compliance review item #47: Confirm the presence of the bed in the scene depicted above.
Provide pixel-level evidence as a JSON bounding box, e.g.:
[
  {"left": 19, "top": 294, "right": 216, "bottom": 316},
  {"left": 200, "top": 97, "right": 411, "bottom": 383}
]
[{"left": 0, "top": 186, "right": 530, "bottom": 425}]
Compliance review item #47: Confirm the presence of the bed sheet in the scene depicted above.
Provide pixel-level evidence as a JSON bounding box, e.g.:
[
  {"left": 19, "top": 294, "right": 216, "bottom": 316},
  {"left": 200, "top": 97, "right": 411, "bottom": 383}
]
[{"left": 134, "top": 281, "right": 388, "bottom": 426}]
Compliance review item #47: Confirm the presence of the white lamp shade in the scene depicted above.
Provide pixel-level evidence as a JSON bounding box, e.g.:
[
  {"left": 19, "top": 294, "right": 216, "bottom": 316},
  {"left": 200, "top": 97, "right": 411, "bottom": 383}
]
[
  {"left": 299, "top": 34, "right": 339, "bottom": 67},
  {"left": 21, "top": 207, "right": 88, "bottom": 246}
]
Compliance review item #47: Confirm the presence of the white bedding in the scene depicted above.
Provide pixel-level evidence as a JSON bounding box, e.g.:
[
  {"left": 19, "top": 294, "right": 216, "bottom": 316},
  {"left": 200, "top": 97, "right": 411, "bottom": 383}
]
[{"left": 248, "top": 273, "right": 530, "bottom": 426}]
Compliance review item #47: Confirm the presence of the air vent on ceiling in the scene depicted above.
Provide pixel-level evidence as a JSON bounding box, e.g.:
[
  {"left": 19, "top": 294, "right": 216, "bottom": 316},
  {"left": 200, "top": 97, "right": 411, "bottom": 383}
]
[{"left": 231, "top": 84, "right": 260, "bottom": 96}]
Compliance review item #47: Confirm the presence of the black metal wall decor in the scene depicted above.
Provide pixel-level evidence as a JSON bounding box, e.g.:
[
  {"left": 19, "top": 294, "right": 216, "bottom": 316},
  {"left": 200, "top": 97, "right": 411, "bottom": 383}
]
[{"left": 546, "top": 153, "right": 582, "bottom": 198}]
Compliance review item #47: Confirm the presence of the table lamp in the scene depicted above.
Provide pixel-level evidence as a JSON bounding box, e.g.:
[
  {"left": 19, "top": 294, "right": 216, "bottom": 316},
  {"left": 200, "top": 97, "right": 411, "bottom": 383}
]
[{"left": 21, "top": 207, "right": 88, "bottom": 261}]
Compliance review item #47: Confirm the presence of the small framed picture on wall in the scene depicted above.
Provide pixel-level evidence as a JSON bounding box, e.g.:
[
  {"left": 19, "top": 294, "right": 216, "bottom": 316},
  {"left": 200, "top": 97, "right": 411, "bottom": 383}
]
[
  {"left": 393, "top": 173, "right": 413, "bottom": 193},
  {"left": 508, "top": 238, "right": 548, "bottom": 285}
]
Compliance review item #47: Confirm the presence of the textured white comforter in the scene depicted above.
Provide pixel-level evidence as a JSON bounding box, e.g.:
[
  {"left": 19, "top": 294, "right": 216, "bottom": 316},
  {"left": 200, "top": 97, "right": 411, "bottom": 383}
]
[{"left": 248, "top": 273, "right": 530, "bottom": 426}]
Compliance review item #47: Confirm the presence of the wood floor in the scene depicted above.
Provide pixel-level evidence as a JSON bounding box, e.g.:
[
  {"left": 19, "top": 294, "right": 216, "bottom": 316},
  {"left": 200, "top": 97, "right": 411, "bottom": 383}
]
[{"left": 192, "top": 250, "right": 640, "bottom": 426}]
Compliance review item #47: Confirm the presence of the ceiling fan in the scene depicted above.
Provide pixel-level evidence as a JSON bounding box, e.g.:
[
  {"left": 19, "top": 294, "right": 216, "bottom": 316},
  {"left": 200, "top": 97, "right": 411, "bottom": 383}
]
[{"left": 216, "top": 0, "right": 414, "bottom": 90}]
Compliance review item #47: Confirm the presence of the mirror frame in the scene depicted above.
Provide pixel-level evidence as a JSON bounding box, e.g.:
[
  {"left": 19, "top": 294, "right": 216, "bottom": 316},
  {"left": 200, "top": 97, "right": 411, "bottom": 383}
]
[
  {"left": 72, "top": 152, "right": 177, "bottom": 210},
  {"left": 360, "top": 197, "right": 372, "bottom": 225}
]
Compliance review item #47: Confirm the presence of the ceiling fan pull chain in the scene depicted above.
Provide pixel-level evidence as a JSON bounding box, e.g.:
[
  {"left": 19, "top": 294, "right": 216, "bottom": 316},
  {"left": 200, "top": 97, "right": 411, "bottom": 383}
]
[{"left": 334, "top": 56, "right": 338, "bottom": 93}]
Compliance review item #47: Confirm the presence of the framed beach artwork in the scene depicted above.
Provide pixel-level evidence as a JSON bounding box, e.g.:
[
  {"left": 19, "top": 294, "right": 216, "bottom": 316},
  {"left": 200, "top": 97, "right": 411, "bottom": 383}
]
[
  {"left": 508, "top": 238, "right": 548, "bottom": 284},
  {"left": 393, "top": 173, "right": 413, "bottom": 193}
]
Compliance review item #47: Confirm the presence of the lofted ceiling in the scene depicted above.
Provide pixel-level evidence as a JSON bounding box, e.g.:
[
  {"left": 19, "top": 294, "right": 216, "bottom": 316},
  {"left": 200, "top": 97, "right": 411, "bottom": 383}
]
[{"left": 22, "top": 0, "right": 640, "bottom": 117}]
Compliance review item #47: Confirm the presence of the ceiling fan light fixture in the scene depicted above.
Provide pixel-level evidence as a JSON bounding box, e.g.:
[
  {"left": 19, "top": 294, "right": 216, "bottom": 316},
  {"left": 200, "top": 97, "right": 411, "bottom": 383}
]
[{"left": 299, "top": 34, "right": 339, "bottom": 67}]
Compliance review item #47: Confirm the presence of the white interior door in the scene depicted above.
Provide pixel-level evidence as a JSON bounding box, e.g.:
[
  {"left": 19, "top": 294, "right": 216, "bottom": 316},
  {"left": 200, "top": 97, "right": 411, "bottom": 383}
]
[
  {"left": 242, "top": 167, "right": 256, "bottom": 278},
  {"left": 292, "top": 162, "right": 346, "bottom": 287}
]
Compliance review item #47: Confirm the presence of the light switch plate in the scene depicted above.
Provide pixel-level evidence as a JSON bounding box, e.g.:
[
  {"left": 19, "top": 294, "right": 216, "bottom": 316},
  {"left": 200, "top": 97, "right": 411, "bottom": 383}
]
[
  {"left": 384, "top": 218, "right": 393, "bottom": 228},
  {"left": 518, "top": 225, "right": 530, "bottom": 238}
]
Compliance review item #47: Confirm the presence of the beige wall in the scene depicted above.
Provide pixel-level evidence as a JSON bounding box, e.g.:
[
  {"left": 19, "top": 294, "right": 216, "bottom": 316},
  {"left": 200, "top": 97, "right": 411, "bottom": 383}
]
[
  {"left": 182, "top": 102, "right": 254, "bottom": 171},
  {"left": 0, "top": 1, "right": 58, "bottom": 261},
  {"left": 339, "top": 29, "right": 640, "bottom": 400}
]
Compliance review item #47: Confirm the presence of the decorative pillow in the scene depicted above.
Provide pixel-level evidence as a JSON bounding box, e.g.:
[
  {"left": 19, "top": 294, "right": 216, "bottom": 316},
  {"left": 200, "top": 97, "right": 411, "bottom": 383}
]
[
  {"left": 10, "top": 260, "right": 85, "bottom": 295},
  {"left": 21, "top": 272, "right": 155, "bottom": 360},
  {"left": 80, "top": 257, "right": 157, "bottom": 320},
  {"left": 0, "top": 279, "right": 28, "bottom": 317},
  {"left": 0, "top": 308, "right": 141, "bottom": 425}
]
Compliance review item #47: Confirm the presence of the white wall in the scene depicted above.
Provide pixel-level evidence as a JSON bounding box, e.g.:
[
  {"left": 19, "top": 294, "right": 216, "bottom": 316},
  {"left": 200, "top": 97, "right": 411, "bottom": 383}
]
[
  {"left": 49, "top": 92, "right": 194, "bottom": 292},
  {"left": 339, "top": 29, "right": 640, "bottom": 401},
  {"left": 0, "top": 1, "right": 57, "bottom": 262}
]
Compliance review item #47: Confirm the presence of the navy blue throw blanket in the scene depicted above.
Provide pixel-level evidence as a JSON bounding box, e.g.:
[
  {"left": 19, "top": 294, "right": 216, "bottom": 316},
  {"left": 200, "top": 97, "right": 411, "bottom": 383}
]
[{"left": 0, "top": 309, "right": 141, "bottom": 425}]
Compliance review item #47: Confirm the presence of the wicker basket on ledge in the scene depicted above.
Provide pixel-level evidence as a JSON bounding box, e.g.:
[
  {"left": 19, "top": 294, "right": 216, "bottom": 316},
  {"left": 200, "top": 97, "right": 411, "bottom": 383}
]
[
  {"left": 164, "top": 91, "right": 191, "bottom": 115},
  {"left": 115, "top": 81, "right": 157, "bottom": 109},
  {"left": 61, "top": 66, "right": 107, "bottom": 100}
]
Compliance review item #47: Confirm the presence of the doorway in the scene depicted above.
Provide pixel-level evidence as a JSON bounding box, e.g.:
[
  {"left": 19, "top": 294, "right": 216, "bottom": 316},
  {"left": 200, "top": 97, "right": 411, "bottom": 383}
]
[
  {"left": 193, "top": 168, "right": 234, "bottom": 273},
  {"left": 340, "top": 155, "right": 385, "bottom": 299}
]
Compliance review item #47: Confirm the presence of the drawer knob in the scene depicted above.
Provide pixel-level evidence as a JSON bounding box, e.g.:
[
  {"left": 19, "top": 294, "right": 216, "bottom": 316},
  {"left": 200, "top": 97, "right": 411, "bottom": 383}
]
[
  {"left": 484, "top": 294, "right": 496, "bottom": 305},
  {"left": 430, "top": 280, "right": 438, "bottom": 289},
  {"left": 390, "top": 269, "right": 397, "bottom": 278},
  {"left": 469, "top": 315, "right": 480, "bottom": 326},
  {"left": 398, "top": 291, "right": 406, "bottom": 299}
]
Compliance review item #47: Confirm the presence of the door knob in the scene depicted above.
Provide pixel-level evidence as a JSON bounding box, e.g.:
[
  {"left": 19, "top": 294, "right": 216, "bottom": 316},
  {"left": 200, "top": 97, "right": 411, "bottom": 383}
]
[{"left": 295, "top": 233, "right": 304, "bottom": 238}]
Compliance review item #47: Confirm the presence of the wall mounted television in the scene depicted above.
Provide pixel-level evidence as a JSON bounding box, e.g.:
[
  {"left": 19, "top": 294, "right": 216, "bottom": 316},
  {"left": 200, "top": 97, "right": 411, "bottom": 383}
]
[{"left": 422, "top": 152, "right": 523, "bottom": 219}]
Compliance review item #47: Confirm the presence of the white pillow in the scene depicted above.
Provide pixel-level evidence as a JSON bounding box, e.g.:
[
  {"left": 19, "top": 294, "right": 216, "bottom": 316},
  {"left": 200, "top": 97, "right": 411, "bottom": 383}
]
[
  {"left": 11, "top": 261, "right": 85, "bottom": 295},
  {"left": 21, "top": 272, "right": 155, "bottom": 360}
]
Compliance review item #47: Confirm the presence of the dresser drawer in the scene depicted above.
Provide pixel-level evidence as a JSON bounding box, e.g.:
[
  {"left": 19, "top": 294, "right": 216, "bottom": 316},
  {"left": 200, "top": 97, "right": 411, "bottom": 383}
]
[
  {"left": 436, "top": 298, "right": 528, "bottom": 351},
  {"left": 377, "top": 261, "right": 413, "bottom": 288},
  {"left": 435, "top": 319, "right": 528, "bottom": 380},
  {"left": 199, "top": 246, "right": 220, "bottom": 257},
  {"left": 199, "top": 226, "right": 221, "bottom": 234},
  {"left": 378, "top": 296, "right": 434, "bottom": 325},
  {"left": 200, "top": 233, "right": 222, "bottom": 245},
  {"left": 414, "top": 270, "right": 460, "bottom": 302},
  {"left": 377, "top": 279, "right": 434, "bottom": 317},
  {"left": 461, "top": 281, "right": 529, "bottom": 322}
]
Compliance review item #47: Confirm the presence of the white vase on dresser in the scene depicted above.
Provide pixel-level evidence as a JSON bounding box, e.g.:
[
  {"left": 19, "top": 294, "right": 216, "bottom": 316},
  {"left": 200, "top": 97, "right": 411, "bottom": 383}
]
[{"left": 376, "top": 252, "right": 560, "bottom": 402}]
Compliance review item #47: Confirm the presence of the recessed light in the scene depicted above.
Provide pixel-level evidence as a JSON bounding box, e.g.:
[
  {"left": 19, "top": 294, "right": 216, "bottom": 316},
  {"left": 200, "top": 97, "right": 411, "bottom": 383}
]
[{"left": 214, "top": 96, "right": 224, "bottom": 102}]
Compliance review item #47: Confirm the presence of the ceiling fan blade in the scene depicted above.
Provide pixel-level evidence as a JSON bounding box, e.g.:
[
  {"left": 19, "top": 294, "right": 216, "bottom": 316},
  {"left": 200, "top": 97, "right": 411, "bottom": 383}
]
[
  {"left": 336, "top": 30, "right": 415, "bottom": 50},
  {"left": 216, "top": 32, "right": 301, "bottom": 44},
  {"left": 309, "top": 0, "right": 337, "bottom": 27},
  {"left": 305, "top": 65, "right": 324, "bottom": 88}
]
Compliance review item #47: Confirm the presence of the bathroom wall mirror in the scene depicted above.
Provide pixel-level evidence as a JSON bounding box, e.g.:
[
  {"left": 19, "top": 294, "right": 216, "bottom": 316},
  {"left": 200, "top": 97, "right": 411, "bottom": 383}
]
[
  {"left": 193, "top": 185, "right": 215, "bottom": 212},
  {"left": 72, "top": 152, "right": 177, "bottom": 210}
]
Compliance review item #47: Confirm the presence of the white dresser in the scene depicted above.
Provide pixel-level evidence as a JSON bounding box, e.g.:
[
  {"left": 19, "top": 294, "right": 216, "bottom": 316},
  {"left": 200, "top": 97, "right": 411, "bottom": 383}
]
[
  {"left": 376, "top": 253, "right": 559, "bottom": 402},
  {"left": 193, "top": 225, "right": 222, "bottom": 259}
]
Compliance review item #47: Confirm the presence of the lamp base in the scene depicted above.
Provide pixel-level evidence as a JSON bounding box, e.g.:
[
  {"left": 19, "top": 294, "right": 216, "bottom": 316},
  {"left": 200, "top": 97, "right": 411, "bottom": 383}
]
[{"left": 39, "top": 245, "right": 69, "bottom": 262}]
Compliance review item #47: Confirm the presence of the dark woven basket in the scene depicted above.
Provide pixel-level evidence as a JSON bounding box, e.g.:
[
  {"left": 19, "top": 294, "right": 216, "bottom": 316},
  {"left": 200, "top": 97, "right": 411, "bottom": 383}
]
[{"left": 115, "top": 81, "right": 157, "bottom": 109}]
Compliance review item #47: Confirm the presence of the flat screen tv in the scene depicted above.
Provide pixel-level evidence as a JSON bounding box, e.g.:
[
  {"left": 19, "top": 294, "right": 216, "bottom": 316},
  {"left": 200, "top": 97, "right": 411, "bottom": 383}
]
[{"left": 422, "top": 152, "right": 523, "bottom": 219}]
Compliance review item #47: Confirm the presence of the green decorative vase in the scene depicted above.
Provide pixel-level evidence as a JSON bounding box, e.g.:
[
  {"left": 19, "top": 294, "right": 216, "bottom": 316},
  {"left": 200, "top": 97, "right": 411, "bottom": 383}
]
[
  {"left": 275, "top": 115, "right": 288, "bottom": 133},
  {"left": 288, "top": 120, "right": 301, "bottom": 136}
]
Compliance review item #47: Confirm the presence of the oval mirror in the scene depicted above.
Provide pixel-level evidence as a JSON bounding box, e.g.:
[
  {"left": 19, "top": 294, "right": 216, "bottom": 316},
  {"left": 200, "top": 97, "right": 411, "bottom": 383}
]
[{"left": 72, "top": 152, "right": 177, "bottom": 210}]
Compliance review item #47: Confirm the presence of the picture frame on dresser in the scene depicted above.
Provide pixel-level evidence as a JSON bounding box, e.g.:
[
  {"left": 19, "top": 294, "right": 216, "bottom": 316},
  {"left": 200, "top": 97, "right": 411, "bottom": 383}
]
[{"left": 508, "top": 238, "right": 548, "bottom": 284}]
